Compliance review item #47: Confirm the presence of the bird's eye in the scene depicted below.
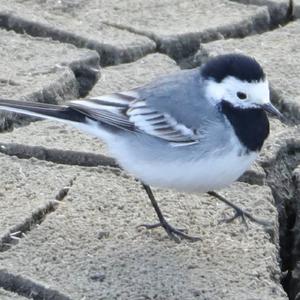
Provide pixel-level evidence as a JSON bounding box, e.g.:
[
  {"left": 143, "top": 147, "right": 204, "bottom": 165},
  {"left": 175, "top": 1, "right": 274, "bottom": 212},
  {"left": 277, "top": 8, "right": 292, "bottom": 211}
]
[{"left": 237, "top": 92, "right": 247, "bottom": 100}]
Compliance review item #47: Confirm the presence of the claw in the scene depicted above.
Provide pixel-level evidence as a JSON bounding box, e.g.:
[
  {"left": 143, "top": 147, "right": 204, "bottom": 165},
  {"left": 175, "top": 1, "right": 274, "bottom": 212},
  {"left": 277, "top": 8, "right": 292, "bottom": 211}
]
[
  {"left": 219, "top": 206, "right": 272, "bottom": 229},
  {"left": 139, "top": 222, "right": 188, "bottom": 233},
  {"left": 208, "top": 191, "right": 272, "bottom": 228},
  {"left": 219, "top": 208, "right": 249, "bottom": 229},
  {"left": 138, "top": 221, "right": 201, "bottom": 243}
]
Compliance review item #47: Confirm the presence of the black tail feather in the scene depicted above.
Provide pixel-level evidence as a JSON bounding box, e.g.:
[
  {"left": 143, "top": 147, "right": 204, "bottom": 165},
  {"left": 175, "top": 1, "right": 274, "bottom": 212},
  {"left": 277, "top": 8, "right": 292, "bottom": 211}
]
[{"left": 0, "top": 99, "right": 86, "bottom": 123}]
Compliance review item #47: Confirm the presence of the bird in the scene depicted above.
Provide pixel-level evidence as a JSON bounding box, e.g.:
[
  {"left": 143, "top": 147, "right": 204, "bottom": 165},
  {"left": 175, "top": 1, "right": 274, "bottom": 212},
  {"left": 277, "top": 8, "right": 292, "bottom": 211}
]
[{"left": 0, "top": 53, "right": 282, "bottom": 242}]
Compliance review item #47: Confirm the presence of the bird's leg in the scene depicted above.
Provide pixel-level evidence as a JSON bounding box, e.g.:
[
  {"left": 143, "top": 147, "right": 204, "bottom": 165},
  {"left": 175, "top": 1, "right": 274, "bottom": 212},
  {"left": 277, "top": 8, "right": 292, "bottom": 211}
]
[
  {"left": 139, "top": 184, "right": 201, "bottom": 242},
  {"left": 207, "top": 191, "right": 271, "bottom": 227}
]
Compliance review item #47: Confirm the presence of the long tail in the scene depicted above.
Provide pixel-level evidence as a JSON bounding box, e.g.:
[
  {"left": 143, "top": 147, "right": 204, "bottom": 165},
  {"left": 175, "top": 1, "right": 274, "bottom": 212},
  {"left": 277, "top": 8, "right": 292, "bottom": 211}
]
[{"left": 0, "top": 99, "right": 85, "bottom": 123}]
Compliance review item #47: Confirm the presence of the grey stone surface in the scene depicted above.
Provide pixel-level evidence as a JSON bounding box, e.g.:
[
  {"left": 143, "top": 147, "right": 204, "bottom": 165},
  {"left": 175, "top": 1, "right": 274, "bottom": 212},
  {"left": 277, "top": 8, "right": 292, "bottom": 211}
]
[
  {"left": 101, "top": 0, "right": 272, "bottom": 60},
  {"left": 195, "top": 20, "right": 300, "bottom": 121},
  {"left": 90, "top": 52, "right": 179, "bottom": 95},
  {"left": 0, "top": 28, "right": 100, "bottom": 130},
  {"left": 0, "top": 154, "right": 76, "bottom": 249},
  {"left": 0, "top": 161, "right": 287, "bottom": 299},
  {"left": 249, "top": 125, "right": 300, "bottom": 300},
  {"left": 0, "top": 0, "right": 271, "bottom": 62},
  {"left": 0, "top": 270, "right": 72, "bottom": 300},
  {"left": 0, "top": 121, "right": 106, "bottom": 155},
  {"left": 288, "top": 165, "right": 300, "bottom": 300},
  {"left": 0, "top": 1, "right": 156, "bottom": 66},
  {"left": 0, "top": 288, "right": 27, "bottom": 300},
  {"left": 0, "top": 29, "right": 99, "bottom": 100},
  {"left": 292, "top": 0, "right": 300, "bottom": 18},
  {"left": 230, "top": 0, "right": 292, "bottom": 25},
  {"left": 99, "top": 0, "right": 268, "bottom": 34}
]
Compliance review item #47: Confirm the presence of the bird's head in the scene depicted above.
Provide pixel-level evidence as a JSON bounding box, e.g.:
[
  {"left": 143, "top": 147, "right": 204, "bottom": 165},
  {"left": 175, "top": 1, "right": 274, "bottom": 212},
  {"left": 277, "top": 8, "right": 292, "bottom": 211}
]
[{"left": 202, "top": 53, "right": 282, "bottom": 118}]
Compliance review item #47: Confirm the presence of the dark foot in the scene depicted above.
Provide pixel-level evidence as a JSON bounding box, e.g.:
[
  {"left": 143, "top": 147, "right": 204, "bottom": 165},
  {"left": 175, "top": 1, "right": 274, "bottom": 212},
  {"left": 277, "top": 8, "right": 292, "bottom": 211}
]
[
  {"left": 139, "top": 220, "right": 201, "bottom": 243},
  {"left": 208, "top": 191, "right": 272, "bottom": 228},
  {"left": 220, "top": 206, "right": 272, "bottom": 228},
  {"left": 141, "top": 184, "right": 202, "bottom": 242}
]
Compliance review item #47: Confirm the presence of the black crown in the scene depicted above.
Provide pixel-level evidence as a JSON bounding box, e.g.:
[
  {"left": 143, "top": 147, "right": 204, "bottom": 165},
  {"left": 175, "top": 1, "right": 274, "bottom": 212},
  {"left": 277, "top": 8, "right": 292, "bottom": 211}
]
[{"left": 201, "top": 53, "right": 265, "bottom": 83}]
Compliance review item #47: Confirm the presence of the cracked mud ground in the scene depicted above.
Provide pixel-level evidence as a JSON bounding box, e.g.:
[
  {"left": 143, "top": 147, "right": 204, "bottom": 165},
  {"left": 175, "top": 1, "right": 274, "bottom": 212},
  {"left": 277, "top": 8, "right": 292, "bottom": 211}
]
[{"left": 0, "top": 0, "right": 300, "bottom": 299}]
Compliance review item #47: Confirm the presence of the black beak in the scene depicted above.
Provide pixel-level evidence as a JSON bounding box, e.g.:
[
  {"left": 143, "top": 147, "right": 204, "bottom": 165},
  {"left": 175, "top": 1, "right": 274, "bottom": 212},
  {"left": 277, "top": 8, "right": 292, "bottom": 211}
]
[{"left": 261, "top": 103, "right": 283, "bottom": 119}]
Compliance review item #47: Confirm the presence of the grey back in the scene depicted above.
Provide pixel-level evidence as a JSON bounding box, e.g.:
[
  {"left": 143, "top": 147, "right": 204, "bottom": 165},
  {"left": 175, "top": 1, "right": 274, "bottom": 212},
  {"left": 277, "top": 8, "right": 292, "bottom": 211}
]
[{"left": 136, "top": 68, "right": 222, "bottom": 129}]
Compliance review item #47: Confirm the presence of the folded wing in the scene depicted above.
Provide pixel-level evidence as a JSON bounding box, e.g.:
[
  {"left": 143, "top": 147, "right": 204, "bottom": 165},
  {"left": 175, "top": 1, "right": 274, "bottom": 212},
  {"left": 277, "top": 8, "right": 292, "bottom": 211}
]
[{"left": 70, "top": 92, "right": 200, "bottom": 146}]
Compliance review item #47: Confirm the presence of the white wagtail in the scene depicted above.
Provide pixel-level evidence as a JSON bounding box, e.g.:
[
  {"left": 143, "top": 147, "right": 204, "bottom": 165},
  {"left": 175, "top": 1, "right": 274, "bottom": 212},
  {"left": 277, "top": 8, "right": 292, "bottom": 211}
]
[{"left": 0, "top": 54, "right": 282, "bottom": 242}]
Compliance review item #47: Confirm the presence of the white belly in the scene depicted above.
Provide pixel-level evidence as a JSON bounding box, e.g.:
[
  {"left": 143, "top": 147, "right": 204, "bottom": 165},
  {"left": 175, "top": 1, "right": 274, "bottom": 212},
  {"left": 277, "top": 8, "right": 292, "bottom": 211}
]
[
  {"left": 76, "top": 120, "right": 258, "bottom": 192},
  {"left": 114, "top": 144, "right": 258, "bottom": 193}
]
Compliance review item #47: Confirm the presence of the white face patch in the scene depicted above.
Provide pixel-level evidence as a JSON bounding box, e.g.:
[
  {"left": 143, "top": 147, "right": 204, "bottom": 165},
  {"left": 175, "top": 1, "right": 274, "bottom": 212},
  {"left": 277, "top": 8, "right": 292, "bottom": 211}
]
[{"left": 205, "top": 76, "right": 270, "bottom": 109}]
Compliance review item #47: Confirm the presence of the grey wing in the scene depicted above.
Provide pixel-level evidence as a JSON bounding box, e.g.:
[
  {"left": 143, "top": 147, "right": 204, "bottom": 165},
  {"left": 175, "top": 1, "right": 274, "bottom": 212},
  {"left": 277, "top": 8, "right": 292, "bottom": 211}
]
[
  {"left": 135, "top": 68, "right": 220, "bottom": 129},
  {"left": 69, "top": 91, "right": 201, "bottom": 146}
]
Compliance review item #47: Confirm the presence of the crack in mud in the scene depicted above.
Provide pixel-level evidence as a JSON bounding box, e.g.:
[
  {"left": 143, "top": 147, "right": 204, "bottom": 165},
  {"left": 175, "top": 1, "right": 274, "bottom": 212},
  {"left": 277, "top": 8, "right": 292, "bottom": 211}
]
[
  {"left": 0, "top": 178, "right": 75, "bottom": 252},
  {"left": 260, "top": 141, "right": 300, "bottom": 300},
  {"left": 0, "top": 142, "right": 118, "bottom": 168},
  {"left": 229, "top": 0, "right": 294, "bottom": 26},
  {"left": 103, "top": 9, "right": 271, "bottom": 63},
  {"left": 0, "top": 270, "right": 71, "bottom": 300},
  {"left": 0, "top": 12, "right": 154, "bottom": 66}
]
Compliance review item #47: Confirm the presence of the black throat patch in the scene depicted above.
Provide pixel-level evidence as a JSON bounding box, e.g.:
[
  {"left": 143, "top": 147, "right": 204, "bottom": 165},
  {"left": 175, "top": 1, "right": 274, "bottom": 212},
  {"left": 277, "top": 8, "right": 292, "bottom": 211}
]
[{"left": 220, "top": 100, "right": 269, "bottom": 152}]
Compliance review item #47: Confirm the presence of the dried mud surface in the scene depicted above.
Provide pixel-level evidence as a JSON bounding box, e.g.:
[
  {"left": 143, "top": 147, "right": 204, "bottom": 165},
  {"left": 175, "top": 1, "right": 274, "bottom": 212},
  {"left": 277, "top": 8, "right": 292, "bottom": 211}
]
[{"left": 0, "top": 0, "right": 299, "bottom": 299}]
